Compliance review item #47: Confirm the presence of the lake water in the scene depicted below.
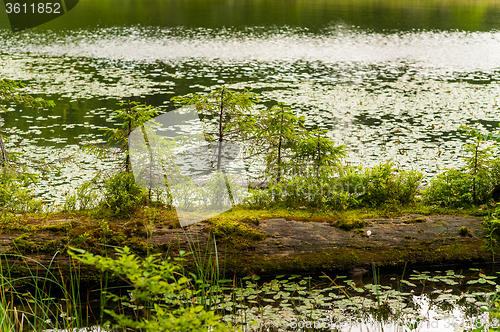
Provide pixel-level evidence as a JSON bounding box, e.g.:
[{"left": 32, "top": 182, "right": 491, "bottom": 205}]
[
  {"left": 1, "top": 0, "right": 500, "bottom": 205},
  {"left": 36, "top": 265, "right": 500, "bottom": 332}
]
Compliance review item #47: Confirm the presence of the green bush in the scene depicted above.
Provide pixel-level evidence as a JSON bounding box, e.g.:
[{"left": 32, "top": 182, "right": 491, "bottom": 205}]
[
  {"left": 483, "top": 204, "right": 500, "bottom": 260},
  {"left": 264, "top": 172, "right": 351, "bottom": 210},
  {"left": 0, "top": 168, "right": 43, "bottom": 213},
  {"left": 100, "top": 171, "right": 147, "bottom": 218},
  {"left": 243, "top": 162, "right": 422, "bottom": 210},
  {"left": 394, "top": 169, "right": 425, "bottom": 204},
  {"left": 425, "top": 125, "right": 500, "bottom": 207},
  {"left": 243, "top": 188, "right": 273, "bottom": 209},
  {"left": 423, "top": 169, "right": 484, "bottom": 207},
  {"left": 63, "top": 181, "right": 100, "bottom": 212},
  {"left": 360, "top": 162, "right": 423, "bottom": 206}
]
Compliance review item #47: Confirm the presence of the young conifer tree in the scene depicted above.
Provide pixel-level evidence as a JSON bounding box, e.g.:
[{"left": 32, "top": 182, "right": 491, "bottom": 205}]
[
  {"left": 102, "top": 101, "right": 160, "bottom": 173},
  {"left": 171, "top": 86, "right": 259, "bottom": 171},
  {"left": 293, "top": 127, "right": 346, "bottom": 178},
  {"left": 255, "top": 102, "right": 308, "bottom": 183},
  {"left": 83, "top": 101, "right": 161, "bottom": 213}
]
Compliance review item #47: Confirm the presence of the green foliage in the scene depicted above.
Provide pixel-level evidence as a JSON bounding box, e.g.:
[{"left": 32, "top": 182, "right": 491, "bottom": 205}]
[
  {"left": 360, "top": 161, "right": 423, "bottom": 206},
  {"left": 292, "top": 128, "right": 347, "bottom": 178},
  {"left": 267, "top": 169, "right": 356, "bottom": 210},
  {"left": 255, "top": 102, "right": 307, "bottom": 183},
  {"left": 0, "top": 79, "right": 54, "bottom": 169},
  {"left": 69, "top": 246, "right": 230, "bottom": 332},
  {"left": 0, "top": 79, "right": 55, "bottom": 112},
  {"left": 3, "top": 248, "right": 500, "bottom": 332},
  {"left": 0, "top": 251, "right": 90, "bottom": 331},
  {"left": 102, "top": 101, "right": 160, "bottom": 172},
  {"left": 424, "top": 126, "right": 500, "bottom": 207},
  {"left": 483, "top": 203, "right": 500, "bottom": 260},
  {"left": 63, "top": 181, "right": 99, "bottom": 212},
  {"left": 461, "top": 126, "right": 497, "bottom": 203},
  {"left": 243, "top": 188, "right": 274, "bottom": 209},
  {"left": 100, "top": 171, "right": 147, "bottom": 218},
  {"left": 0, "top": 165, "right": 43, "bottom": 213},
  {"left": 172, "top": 86, "right": 259, "bottom": 171},
  {"left": 423, "top": 169, "right": 474, "bottom": 207},
  {"left": 62, "top": 171, "right": 147, "bottom": 218},
  {"left": 0, "top": 78, "right": 54, "bottom": 213},
  {"left": 255, "top": 103, "right": 346, "bottom": 183},
  {"left": 244, "top": 162, "right": 423, "bottom": 210},
  {"left": 78, "top": 101, "right": 162, "bottom": 216}
]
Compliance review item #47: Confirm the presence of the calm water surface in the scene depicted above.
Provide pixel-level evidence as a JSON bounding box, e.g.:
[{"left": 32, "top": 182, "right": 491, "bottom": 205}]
[
  {"left": 0, "top": 0, "right": 500, "bottom": 204},
  {"left": 36, "top": 265, "right": 500, "bottom": 331}
]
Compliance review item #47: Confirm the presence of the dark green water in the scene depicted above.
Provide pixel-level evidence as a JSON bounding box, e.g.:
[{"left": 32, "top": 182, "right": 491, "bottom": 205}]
[{"left": 1, "top": 0, "right": 500, "bottom": 204}]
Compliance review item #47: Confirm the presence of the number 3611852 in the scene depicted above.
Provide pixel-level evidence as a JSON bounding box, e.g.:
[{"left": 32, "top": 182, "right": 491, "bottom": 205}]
[{"left": 5, "top": 2, "right": 61, "bottom": 14}]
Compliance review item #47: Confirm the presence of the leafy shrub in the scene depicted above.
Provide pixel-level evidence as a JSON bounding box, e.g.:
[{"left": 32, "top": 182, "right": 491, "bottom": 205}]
[
  {"left": 360, "top": 162, "right": 423, "bottom": 206},
  {"left": 243, "top": 162, "right": 422, "bottom": 210},
  {"left": 100, "top": 171, "right": 147, "bottom": 218},
  {"left": 70, "top": 246, "right": 230, "bottom": 332},
  {"left": 483, "top": 204, "right": 500, "bottom": 260},
  {"left": 425, "top": 125, "right": 500, "bottom": 207},
  {"left": 63, "top": 181, "right": 100, "bottom": 212},
  {"left": 242, "top": 188, "right": 273, "bottom": 209},
  {"left": 0, "top": 168, "right": 43, "bottom": 213},
  {"left": 423, "top": 169, "right": 482, "bottom": 207},
  {"left": 393, "top": 169, "right": 425, "bottom": 204}
]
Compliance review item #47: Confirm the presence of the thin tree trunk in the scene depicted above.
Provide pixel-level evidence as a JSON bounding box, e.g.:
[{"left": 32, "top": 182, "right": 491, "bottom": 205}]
[
  {"left": 217, "top": 87, "right": 225, "bottom": 171},
  {"left": 140, "top": 124, "right": 154, "bottom": 202},
  {"left": 215, "top": 88, "right": 235, "bottom": 206},
  {"left": 316, "top": 130, "right": 321, "bottom": 178},
  {"left": 0, "top": 133, "right": 8, "bottom": 167},
  {"left": 473, "top": 140, "right": 478, "bottom": 203},
  {"left": 276, "top": 108, "right": 283, "bottom": 183},
  {"left": 125, "top": 101, "right": 132, "bottom": 173}
]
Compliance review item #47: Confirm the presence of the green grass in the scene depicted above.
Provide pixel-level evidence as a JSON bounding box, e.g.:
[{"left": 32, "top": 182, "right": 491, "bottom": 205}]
[{"left": 0, "top": 251, "right": 97, "bottom": 331}]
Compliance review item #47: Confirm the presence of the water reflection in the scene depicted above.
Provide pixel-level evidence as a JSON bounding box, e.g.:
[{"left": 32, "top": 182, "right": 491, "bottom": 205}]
[{"left": 3, "top": 27, "right": 500, "bottom": 74}]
